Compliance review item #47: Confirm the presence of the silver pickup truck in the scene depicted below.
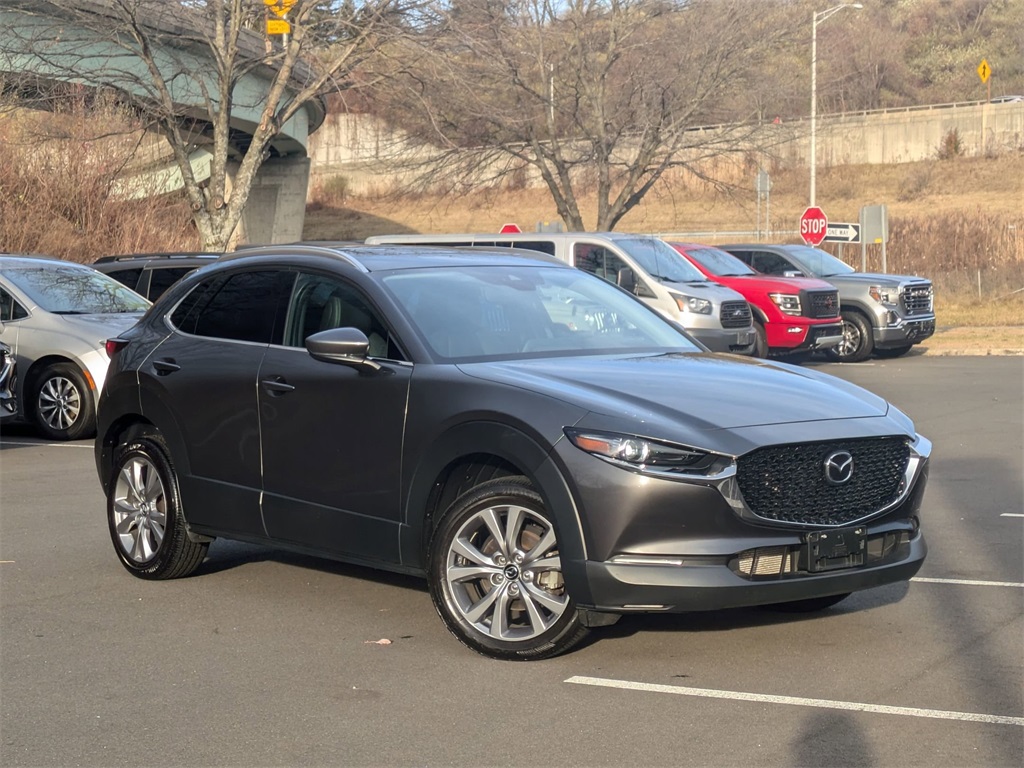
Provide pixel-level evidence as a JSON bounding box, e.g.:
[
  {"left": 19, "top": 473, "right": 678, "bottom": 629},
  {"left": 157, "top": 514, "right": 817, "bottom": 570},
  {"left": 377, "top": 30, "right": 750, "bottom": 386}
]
[{"left": 720, "top": 244, "right": 935, "bottom": 362}]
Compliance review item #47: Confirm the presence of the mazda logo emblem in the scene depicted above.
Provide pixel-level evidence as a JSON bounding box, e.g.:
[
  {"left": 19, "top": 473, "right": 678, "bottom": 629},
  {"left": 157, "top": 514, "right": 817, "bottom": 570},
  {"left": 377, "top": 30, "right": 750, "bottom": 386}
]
[{"left": 823, "top": 450, "right": 855, "bottom": 485}]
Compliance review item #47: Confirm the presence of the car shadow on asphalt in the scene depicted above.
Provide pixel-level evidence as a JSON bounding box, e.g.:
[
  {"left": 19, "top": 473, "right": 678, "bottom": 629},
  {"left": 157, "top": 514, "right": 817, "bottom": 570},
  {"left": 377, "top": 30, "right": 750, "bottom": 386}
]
[
  {"left": 196, "top": 539, "right": 429, "bottom": 594},
  {"left": 584, "top": 581, "right": 911, "bottom": 642}
]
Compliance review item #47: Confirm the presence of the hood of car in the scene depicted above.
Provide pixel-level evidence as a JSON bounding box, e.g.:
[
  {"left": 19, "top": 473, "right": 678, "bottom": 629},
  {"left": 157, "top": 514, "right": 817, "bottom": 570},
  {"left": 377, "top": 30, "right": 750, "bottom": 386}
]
[
  {"left": 460, "top": 352, "right": 889, "bottom": 432},
  {"left": 822, "top": 272, "right": 929, "bottom": 287},
  {"left": 720, "top": 274, "right": 837, "bottom": 293}
]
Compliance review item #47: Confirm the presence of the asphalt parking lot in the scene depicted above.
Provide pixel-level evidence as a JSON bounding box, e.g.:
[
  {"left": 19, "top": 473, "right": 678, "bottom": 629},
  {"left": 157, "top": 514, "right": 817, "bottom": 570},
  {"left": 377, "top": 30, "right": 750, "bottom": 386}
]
[{"left": 1, "top": 355, "right": 1021, "bottom": 767}]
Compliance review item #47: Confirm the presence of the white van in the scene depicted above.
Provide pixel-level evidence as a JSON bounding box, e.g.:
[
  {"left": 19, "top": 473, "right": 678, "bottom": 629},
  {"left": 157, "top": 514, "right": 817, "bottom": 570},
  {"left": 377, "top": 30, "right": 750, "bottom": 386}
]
[{"left": 364, "top": 231, "right": 756, "bottom": 354}]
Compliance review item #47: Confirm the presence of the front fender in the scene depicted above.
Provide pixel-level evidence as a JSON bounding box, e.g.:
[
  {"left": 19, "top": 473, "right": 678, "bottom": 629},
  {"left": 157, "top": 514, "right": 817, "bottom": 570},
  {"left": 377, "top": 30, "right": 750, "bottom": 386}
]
[{"left": 398, "top": 421, "right": 588, "bottom": 595}]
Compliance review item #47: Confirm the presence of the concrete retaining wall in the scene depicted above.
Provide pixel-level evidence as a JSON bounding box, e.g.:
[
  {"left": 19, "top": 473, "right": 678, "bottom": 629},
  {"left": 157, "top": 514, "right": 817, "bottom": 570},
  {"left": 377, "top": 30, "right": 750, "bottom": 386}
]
[{"left": 307, "top": 102, "right": 1024, "bottom": 194}]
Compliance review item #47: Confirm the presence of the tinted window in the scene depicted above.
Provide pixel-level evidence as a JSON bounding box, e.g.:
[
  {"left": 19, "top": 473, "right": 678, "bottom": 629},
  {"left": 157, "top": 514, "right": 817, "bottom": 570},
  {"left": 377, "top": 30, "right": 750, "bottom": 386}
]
[
  {"left": 148, "top": 267, "right": 195, "bottom": 300},
  {"left": 574, "top": 244, "right": 620, "bottom": 283},
  {"left": 507, "top": 240, "right": 555, "bottom": 256},
  {"left": 284, "top": 273, "right": 398, "bottom": 359},
  {"left": 751, "top": 251, "right": 797, "bottom": 275},
  {"left": 0, "top": 288, "right": 28, "bottom": 321},
  {"left": 188, "top": 271, "right": 293, "bottom": 343},
  {"left": 104, "top": 268, "right": 144, "bottom": 290}
]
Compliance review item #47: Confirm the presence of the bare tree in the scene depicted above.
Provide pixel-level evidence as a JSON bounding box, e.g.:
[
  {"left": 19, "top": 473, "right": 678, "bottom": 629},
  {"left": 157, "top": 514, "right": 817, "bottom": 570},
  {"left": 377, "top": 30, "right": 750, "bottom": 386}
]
[
  {"left": 1, "top": 0, "right": 410, "bottom": 249},
  {"left": 371, "top": 0, "right": 790, "bottom": 231}
]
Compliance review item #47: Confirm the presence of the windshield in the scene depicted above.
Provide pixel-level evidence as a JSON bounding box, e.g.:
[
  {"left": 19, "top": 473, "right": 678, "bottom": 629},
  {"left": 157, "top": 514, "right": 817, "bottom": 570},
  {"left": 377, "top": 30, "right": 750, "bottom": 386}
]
[
  {"left": 784, "top": 246, "right": 856, "bottom": 278},
  {"left": 1, "top": 265, "right": 150, "bottom": 313},
  {"left": 615, "top": 237, "right": 709, "bottom": 283},
  {"left": 680, "top": 247, "right": 756, "bottom": 276},
  {"left": 382, "top": 265, "right": 700, "bottom": 362}
]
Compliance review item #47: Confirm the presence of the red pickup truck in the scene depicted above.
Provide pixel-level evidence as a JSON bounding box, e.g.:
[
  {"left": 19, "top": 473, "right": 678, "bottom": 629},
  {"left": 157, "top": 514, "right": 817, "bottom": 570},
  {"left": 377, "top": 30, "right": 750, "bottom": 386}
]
[{"left": 669, "top": 243, "right": 843, "bottom": 357}]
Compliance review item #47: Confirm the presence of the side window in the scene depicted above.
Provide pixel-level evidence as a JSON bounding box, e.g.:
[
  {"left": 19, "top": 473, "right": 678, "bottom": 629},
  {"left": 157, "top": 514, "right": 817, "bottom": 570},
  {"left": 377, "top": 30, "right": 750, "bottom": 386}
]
[
  {"left": 148, "top": 267, "right": 194, "bottom": 300},
  {"left": 0, "top": 288, "right": 28, "bottom": 321},
  {"left": 284, "top": 273, "right": 401, "bottom": 360},
  {"left": 574, "top": 245, "right": 623, "bottom": 284},
  {"left": 181, "top": 270, "right": 292, "bottom": 343},
  {"left": 728, "top": 250, "right": 754, "bottom": 267},
  {"left": 751, "top": 251, "right": 797, "bottom": 275},
  {"left": 104, "top": 268, "right": 143, "bottom": 291}
]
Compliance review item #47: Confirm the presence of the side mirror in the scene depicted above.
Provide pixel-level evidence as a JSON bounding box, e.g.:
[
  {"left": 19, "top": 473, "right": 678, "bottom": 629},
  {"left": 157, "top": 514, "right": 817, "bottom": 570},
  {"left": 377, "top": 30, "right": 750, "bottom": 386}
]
[
  {"left": 617, "top": 267, "right": 637, "bottom": 293},
  {"left": 305, "top": 327, "right": 383, "bottom": 372}
]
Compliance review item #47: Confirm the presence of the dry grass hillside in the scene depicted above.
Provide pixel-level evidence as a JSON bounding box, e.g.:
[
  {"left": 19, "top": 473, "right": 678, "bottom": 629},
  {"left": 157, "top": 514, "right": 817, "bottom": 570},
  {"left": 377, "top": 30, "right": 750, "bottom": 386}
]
[{"left": 306, "top": 153, "right": 1024, "bottom": 241}]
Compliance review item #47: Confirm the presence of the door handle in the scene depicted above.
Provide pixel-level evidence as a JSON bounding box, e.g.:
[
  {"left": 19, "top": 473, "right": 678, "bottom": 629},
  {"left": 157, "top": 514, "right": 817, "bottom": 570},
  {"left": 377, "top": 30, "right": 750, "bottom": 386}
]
[
  {"left": 261, "top": 378, "right": 295, "bottom": 395},
  {"left": 152, "top": 359, "right": 181, "bottom": 375}
]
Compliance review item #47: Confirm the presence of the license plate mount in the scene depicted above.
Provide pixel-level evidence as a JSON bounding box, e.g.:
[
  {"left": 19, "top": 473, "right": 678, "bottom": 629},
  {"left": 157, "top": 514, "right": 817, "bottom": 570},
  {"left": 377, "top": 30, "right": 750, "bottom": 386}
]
[{"left": 805, "top": 526, "right": 866, "bottom": 572}]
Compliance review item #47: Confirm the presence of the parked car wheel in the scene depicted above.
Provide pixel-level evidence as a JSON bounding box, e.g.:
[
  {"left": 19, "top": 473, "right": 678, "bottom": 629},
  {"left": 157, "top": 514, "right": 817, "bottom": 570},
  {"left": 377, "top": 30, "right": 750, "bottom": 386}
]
[
  {"left": 428, "top": 476, "right": 588, "bottom": 660},
  {"left": 752, "top": 321, "right": 769, "bottom": 358},
  {"left": 874, "top": 345, "right": 913, "bottom": 359},
  {"left": 827, "top": 311, "right": 874, "bottom": 363},
  {"left": 107, "top": 434, "right": 208, "bottom": 580},
  {"left": 765, "top": 593, "right": 851, "bottom": 612},
  {"left": 32, "top": 362, "right": 96, "bottom": 440}
]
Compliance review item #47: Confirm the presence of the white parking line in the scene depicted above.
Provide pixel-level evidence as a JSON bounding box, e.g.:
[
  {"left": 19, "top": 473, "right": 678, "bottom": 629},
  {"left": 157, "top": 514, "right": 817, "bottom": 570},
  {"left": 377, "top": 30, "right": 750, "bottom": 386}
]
[
  {"left": 0, "top": 440, "right": 92, "bottom": 449},
  {"left": 1000, "top": 513, "right": 1024, "bottom": 518},
  {"left": 912, "top": 576, "right": 1023, "bottom": 588},
  {"left": 565, "top": 676, "right": 1024, "bottom": 727}
]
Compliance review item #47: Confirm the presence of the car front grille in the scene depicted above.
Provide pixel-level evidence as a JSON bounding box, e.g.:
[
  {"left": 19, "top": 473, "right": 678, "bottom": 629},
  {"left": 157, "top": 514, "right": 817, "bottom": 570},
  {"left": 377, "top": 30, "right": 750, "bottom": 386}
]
[
  {"left": 804, "top": 289, "right": 840, "bottom": 319},
  {"left": 902, "top": 284, "right": 934, "bottom": 315},
  {"left": 735, "top": 437, "right": 910, "bottom": 527},
  {"left": 719, "top": 300, "right": 752, "bottom": 328}
]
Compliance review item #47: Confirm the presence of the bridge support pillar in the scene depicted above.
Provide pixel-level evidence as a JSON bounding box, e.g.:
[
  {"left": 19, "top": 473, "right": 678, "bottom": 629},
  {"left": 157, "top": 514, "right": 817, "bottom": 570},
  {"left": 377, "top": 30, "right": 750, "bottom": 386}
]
[{"left": 230, "top": 155, "right": 311, "bottom": 246}]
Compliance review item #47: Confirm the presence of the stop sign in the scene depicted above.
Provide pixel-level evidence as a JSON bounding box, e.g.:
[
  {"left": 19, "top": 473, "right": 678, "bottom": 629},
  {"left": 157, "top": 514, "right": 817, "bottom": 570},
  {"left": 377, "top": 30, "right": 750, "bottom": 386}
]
[
  {"left": 499, "top": 223, "right": 522, "bottom": 234},
  {"left": 800, "top": 206, "right": 828, "bottom": 246}
]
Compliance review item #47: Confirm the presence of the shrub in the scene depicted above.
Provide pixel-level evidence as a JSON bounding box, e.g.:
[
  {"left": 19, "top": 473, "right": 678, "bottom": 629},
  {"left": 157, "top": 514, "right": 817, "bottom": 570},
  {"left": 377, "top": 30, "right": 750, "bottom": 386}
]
[{"left": 936, "top": 128, "right": 964, "bottom": 160}]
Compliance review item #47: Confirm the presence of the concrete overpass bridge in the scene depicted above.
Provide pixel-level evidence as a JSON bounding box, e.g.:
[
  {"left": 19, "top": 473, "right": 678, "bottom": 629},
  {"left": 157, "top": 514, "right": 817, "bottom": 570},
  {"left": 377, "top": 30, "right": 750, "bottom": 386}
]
[{"left": 0, "top": 0, "right": 324, "bottom": 244}]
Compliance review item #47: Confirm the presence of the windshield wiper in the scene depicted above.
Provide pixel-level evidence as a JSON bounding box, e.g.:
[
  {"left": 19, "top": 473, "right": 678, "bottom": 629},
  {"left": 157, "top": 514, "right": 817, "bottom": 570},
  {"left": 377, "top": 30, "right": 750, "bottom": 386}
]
[{"left": 50, "top": 310, "right": 92, "bottom": 315}]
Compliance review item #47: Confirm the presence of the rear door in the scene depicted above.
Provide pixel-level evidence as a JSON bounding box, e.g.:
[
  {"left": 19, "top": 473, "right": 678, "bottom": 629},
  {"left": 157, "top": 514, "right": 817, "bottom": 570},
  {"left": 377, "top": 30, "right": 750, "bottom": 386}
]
[{"left": 138, "top": 269, "right": 293, "bottom": 537}]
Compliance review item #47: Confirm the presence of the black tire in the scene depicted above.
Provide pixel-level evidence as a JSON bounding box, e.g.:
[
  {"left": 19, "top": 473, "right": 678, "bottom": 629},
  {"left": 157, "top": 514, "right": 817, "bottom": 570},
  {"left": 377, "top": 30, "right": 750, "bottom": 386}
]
[
  {"left": 765, "top": 593, "right": 851, "bottom": 613},
  {"left": 31, "top": 362, "right": 96, "bottom": 440},
  {"left": 428, "top": 476, "right": 588, "bottom": 660},
  {"left": 826, "top": 311, "right": 874, "bottom": 363},
  {"left": 874, "top": 345, "right": 913, "bottom": 359},
  {"left": 107, "top": 434, "right": 208, "bottom": 580},
  {"left": 752, "top": 322, "right": 769, "bottom": 358}
]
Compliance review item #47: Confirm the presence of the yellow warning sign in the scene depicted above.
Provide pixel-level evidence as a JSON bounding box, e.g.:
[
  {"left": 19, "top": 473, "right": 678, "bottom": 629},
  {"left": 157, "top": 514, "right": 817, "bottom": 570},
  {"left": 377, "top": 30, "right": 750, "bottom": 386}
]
[{"left": 977, "top": 59, "right": 991, "bottom": 84}]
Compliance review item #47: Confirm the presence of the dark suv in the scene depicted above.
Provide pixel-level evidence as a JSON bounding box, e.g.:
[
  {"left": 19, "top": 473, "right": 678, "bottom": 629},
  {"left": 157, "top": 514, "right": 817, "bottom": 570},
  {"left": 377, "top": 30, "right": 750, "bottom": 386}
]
[
  {"left": 95, "top": 244, "right": 930, "bottom": 659},
  {"left": 92, "top": 253, "right": 219, "bottom": 301}
]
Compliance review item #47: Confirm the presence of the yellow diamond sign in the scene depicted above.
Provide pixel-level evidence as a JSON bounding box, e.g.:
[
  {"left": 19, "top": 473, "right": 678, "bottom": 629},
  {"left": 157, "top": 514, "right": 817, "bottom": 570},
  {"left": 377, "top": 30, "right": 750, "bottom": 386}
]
[{"left": 977, "top": 59, "right": 991, "bottom": 84}]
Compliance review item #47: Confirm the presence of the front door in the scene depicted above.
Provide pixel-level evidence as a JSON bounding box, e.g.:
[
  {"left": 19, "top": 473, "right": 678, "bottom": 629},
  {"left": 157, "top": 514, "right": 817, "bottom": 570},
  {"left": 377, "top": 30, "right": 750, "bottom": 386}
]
[{"left": 258, "top": 272, "right": 411, "bottom": 564}]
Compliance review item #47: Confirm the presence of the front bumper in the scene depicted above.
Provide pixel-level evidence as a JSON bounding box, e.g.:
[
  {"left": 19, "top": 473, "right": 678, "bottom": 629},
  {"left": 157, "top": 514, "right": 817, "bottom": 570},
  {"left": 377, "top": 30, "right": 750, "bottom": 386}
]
[
  {"left": 689, "top": 326, "right": 757, "bottom": 355},
  {"left": 578, "top": 528, "right": 925, "bottom": 612},
  {"left": 875, "top": 316, "right": 936, "bottom": 348}
]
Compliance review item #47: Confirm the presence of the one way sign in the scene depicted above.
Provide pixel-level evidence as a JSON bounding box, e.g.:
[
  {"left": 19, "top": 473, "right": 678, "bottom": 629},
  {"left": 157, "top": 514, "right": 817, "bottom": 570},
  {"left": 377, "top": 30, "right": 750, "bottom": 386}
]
[{"left": 824, "top": 222, "right": 861, "bottom": 243}]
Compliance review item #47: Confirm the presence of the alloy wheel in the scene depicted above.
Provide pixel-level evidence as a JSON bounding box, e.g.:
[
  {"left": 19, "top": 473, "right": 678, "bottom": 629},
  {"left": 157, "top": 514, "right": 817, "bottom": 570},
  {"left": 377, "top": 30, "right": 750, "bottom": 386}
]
[
  {"left": 37, "top": 375, "right": 82, "bottom": 430},
  {"left": 444, "top": 503, "right": 568, "bottom": 642},
  {"left": 111, "top": 456, "right": 168, "bottom": 564}
]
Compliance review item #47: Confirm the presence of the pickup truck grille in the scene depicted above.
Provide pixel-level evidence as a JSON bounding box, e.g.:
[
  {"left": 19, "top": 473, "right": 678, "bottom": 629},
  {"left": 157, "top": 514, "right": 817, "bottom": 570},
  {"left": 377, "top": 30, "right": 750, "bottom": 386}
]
[
  {"left": 902, "top": 284, "right": 934, "bottom": 315},
  {"left": 719, "top": 300, "right": 752, "bottom": 328},
  {"left": 736, "top": 437, "right": 910, "bottom": 527},
  {"left": 804, "top": 289, "right": 840, "bottom": 319}
]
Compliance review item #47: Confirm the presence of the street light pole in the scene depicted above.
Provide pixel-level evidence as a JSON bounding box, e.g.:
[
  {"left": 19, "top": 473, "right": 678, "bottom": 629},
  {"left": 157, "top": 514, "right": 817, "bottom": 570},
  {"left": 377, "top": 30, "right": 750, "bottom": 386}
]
[{"left": 810, "top": 3, "right": 862, "bottom": 207}]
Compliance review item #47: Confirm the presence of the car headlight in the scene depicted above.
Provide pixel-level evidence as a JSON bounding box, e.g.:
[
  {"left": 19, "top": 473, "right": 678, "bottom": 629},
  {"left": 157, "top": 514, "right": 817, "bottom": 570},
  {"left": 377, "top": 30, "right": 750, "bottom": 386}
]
[
  {"left": 673, "top": 294, "right": 712, "bottom": 315},
  {"left": 565, "top": 429, "right": 723, "bottom": 476},
  {"left": 769, "top": 293, "right": 802, "bottom": 315},
  {"left": 868, "top": 285, "right": 893, "bottom": 304}
]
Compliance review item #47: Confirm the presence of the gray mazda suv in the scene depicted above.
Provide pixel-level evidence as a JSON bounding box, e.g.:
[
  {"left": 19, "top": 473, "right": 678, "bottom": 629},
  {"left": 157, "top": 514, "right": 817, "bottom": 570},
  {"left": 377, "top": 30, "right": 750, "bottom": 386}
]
[{"left": 95, "top": 244, "right": 930, "bottom": 659}]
